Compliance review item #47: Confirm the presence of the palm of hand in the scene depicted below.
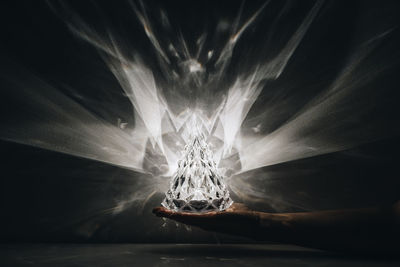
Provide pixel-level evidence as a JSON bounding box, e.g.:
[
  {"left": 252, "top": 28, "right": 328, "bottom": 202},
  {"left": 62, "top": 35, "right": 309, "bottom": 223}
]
[{"left": 153, "top": 203, "right": 260, "bottom": 237}]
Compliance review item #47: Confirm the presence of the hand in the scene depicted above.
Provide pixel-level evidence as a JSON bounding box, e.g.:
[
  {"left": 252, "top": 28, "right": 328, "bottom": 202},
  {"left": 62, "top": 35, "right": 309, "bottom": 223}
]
[
  {"left": 152, "top": 203, "right": 261, "bottom": 239},
  {"left": 153, "top": 201, "right": 400, "bottom": 253}
]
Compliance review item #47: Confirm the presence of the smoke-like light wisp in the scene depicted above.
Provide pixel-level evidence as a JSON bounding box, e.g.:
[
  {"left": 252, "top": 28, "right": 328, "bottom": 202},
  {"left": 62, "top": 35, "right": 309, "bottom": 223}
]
[
  {"left": 0, "top": 65, "right": 147, "bottom": 172},
  {"left": 239, "top": 28, "right": 397, "bottom": 172},
  {"left": 1, "top": 0, "right": 399, "bottom": 214}
]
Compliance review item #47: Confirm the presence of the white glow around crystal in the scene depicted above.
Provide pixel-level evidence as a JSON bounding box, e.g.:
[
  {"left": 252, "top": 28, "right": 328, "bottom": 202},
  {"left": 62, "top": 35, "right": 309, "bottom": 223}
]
[
  {"left": 3, "top": 1, "right": 396, "bottom": 215},
  {"left": 162, "top": 131, "right": 233, "bottom": 212}
]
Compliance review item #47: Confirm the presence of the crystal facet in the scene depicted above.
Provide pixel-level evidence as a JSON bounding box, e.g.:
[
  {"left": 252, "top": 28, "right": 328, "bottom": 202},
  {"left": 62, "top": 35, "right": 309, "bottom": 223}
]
[{"left": 162, "top": 133, "right": 233, "bottom": 212}]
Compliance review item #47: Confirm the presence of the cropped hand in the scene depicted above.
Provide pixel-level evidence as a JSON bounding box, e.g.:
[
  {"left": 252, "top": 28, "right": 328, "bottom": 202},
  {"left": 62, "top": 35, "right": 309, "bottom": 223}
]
[{"left": 153, "top": 203, "right": 262, "bottom": 239}]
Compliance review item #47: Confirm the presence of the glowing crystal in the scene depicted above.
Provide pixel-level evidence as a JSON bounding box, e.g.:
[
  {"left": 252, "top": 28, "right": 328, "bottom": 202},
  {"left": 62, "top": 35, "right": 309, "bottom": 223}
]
[{"left": 162, "top": 133, "right": 233, "bottom": 212}]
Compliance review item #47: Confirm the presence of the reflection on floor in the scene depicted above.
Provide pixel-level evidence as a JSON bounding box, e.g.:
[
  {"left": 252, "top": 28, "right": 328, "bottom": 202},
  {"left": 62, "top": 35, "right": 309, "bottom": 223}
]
[{"left": 0, "top": 244, "right": 399, "bottom": 267}]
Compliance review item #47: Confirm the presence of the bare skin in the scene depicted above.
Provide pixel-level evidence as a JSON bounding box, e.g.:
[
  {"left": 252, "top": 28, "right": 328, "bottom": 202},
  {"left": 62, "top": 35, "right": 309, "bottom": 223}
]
[{"left": 153, "top": 201, "right": 400, "bottom": 253}]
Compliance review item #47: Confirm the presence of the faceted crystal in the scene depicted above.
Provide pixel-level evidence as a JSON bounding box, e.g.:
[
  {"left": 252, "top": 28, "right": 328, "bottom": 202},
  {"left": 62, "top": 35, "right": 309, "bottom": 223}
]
[{"left": 162, "top": 133, "right": 233, "bottom": 212}]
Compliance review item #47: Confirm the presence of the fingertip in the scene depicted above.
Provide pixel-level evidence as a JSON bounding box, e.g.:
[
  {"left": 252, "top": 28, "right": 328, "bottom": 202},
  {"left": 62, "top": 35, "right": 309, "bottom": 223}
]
[
  {"left": 152, "top": 207, "right": 162, "bottom": 214},
  {"left": 152, "top": 207, "right": 168, "bottom": 217},
  {"left": 154, "top": 207, "right": 178, "bottom": 219}
]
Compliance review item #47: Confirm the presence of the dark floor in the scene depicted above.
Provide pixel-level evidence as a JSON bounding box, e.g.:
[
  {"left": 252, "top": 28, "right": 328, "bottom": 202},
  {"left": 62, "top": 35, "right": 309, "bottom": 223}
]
[{"left": 0, "top": 244, "right": 399, "bottom": 267}]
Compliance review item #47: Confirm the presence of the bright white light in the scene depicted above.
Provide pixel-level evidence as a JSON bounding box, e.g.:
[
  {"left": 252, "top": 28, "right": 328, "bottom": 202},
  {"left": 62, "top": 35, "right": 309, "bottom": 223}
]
[{"left": 5, "top": 1, "right": 394, "bottom": 214}]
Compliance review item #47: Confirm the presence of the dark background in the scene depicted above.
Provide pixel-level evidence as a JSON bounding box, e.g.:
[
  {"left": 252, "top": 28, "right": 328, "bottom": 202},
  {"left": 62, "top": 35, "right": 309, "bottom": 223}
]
[{"left": 0, "top": 0, "right": 400, "bottom": 243}]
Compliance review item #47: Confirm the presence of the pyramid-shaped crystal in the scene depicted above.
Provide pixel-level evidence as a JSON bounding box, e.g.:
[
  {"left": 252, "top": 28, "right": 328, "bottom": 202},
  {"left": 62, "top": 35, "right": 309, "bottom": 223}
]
[{"left": 162, "top": 133, "right": 233, "bottom": 212}]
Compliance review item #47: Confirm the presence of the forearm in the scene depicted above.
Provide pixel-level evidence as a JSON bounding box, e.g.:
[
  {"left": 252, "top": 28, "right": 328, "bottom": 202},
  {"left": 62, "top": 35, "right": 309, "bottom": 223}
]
[
  {"left": 153, "top": 202, "right": 400, "bottom": 253},
  {"left": 257, "top": 204, "right": 400, "bottom": 252}
]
